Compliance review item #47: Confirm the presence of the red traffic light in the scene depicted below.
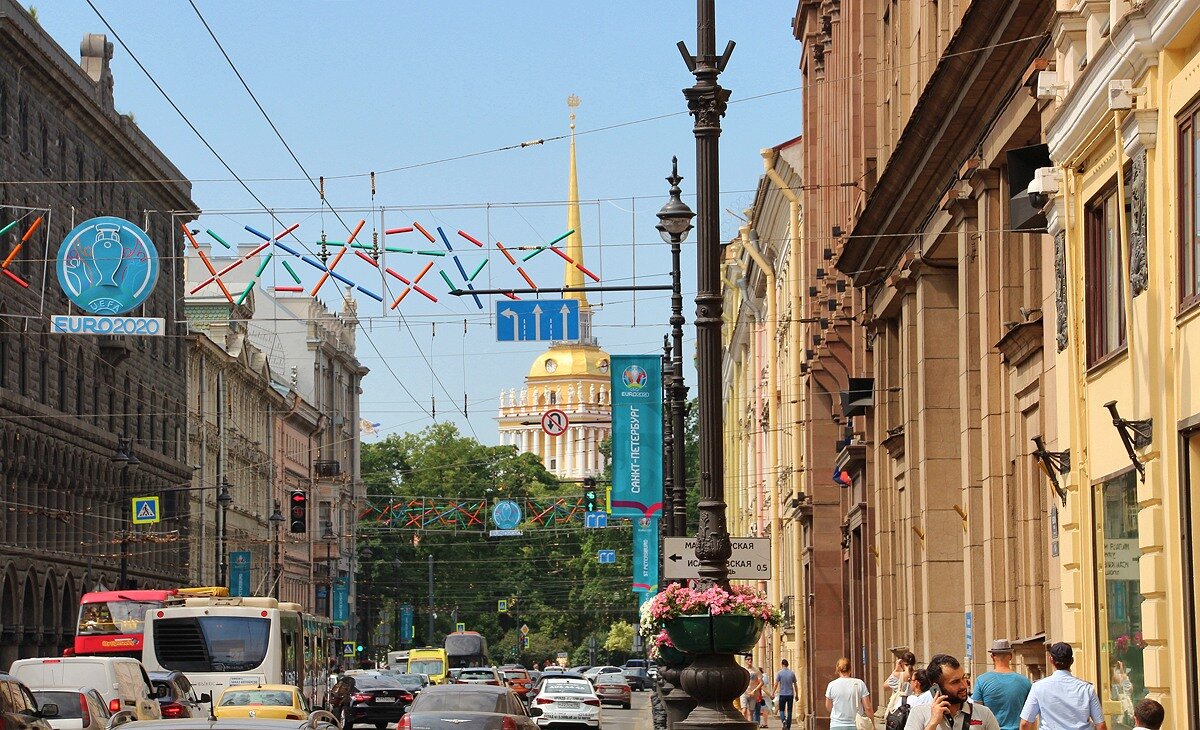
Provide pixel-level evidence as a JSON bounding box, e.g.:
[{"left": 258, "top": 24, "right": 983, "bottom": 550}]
[{"left": 289, "top": 490, "right": 307, "bottom": 533}]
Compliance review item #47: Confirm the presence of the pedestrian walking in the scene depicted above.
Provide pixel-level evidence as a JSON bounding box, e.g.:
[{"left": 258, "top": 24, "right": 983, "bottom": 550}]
[
  {"left": 971, "top": 639, "right": 1032, "bottom": 730},
  {"left": 774, "top": 659, "right": 798, "bottom": 730},
  {"left": 904, "top": 654, "right": 1000, "bottom": 730},
  {"left": 1132, "top": 698, "right": 1164, "bottom": 730},
  {"left": 743, "top": 658, "right": 763, "bottom": 723},
  {"left": 1018, "top": 642, "right": 1106, "bottom": 730},
  {"left": 758, "top": 667, "right": 774, "bottom": 728},
  {"left": 825, "top": 657, "right": 873, "bottom": 730},
  {"left": 885, "top": 651, "right": 918, "bottom": 701},
  {"left": 329, "top": 674, "right": 357, "bottom": 728}
]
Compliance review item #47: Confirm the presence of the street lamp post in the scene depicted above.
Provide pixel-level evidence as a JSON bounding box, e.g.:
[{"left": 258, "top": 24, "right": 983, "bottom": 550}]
[
  {"left": 111, "top": 436, "right": 140, "bottom": 589},
  {"left": 269, "top": 501, "right": 284, "bottom": 599},
  {"left": 323, "top": 522, "right": 338, "bottom": 621},
  {"left": 656, "top": 157, "right": 695, "bottom": 541},
  {"left": 216, "top": 478, "right": 233, "bottom": 587},
  {"left": 675, "top": 1, "right": 746, "bottom": 728},
  {"left": 661, "top": 335, "right": 675, "bottom": 537}
]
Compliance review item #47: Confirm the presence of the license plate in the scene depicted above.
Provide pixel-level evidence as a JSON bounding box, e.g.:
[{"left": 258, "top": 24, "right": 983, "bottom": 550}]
[
  {"left": 375, "top": 697, "right": 396, "bottom": 703},
  {"left": 558, "top": 702, "right": 579, "bottom": 709}
]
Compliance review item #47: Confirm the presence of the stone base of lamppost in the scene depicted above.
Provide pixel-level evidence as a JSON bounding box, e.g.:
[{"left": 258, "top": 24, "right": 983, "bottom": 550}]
[
  {"left": 674, "top": 652, "right": 755, "bottom": 730},
  {"left": 659, "top": 664, "right": 698, "bottom": 730}
]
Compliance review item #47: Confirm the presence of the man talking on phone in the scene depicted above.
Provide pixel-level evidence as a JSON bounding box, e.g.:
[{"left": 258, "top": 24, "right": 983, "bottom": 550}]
[{"left": 905, "top": 654, "right": 1000, "bottom": 730}]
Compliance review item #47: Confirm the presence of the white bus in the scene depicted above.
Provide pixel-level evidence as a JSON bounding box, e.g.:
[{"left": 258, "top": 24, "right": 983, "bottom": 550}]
[{"left": 141, "top": 596, "right": 330, "bottom": 708}]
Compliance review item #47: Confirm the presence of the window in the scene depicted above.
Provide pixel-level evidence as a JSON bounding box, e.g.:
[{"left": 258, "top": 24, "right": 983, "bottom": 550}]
[
  {"left": 1179, "top": 100, "right": 1200, "bottom": 305},
  {"left": 0, "top": 81, "right": 8, "bottom": 137},
  {"left": 1094, "top": 471, "right": 1146, "bottom": 726},
  {"left": 1085, "top": 182, "right": 1129, "bottom": 365}
]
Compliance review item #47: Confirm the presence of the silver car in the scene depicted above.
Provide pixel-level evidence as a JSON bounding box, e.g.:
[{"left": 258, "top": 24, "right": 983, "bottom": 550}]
[{"left": 30, "top": 689, "right": 107, "bottom": 730}]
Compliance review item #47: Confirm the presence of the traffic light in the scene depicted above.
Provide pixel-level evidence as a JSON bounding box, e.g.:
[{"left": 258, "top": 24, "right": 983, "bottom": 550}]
[
  {"left": 289, "top": 490, "right": 307, "bottom": 533},
  {"left": 583, "top": 477, "right": 597, "bottom": 512}
]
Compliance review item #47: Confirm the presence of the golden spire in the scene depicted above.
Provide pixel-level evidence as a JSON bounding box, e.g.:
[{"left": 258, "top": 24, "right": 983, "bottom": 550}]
[{"left": 565, "top": 94, "right": 588, "bottom": 309}]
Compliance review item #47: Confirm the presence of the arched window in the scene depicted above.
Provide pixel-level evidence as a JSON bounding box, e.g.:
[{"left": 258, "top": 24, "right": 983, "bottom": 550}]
[
  {"left": 18, "top": 96, "right": 29, "bottom": 154},
  {"left": 0, "top": 80, "right": 8, "bottom": 137}
]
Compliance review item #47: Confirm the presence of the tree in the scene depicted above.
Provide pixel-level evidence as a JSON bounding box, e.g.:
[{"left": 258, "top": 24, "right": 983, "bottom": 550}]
[{"left": 603, "top": 620, "right": 634, "bottom": 655}]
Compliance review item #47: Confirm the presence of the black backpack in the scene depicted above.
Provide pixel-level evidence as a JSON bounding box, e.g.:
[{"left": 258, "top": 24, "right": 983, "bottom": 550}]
[{"left": 885, "top": 695, "right": 910, "bottom": 730}]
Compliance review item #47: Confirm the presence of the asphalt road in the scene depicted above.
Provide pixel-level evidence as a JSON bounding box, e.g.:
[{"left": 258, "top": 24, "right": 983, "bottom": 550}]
[{"left": 597, "top": 689, "right": 653, "bottom": 730}]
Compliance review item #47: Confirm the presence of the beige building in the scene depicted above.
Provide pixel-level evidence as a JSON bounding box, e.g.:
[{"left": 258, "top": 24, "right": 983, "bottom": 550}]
[{"left": 497, "top": 103, "right": 610, "bottom": 479}]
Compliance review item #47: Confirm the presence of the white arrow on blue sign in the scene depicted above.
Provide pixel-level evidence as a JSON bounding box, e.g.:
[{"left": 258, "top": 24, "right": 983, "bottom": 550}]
[
  {"left": 584, "top": 511, "right": 608, "bottom": 529},
  {"left": 496, "top": 299, "right": 580, "bottom": 342},
  {"left": 597, "top": 550, "right": 617, "bottom": 564}
]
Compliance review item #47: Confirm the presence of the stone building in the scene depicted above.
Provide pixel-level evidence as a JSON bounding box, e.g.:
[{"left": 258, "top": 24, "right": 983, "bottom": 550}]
[
  {"left": 0, "top": 1, "right": 195, "bottom": 663},
  {"left": 1044, "top": 0, "right": 1200, "bottom": 723}
]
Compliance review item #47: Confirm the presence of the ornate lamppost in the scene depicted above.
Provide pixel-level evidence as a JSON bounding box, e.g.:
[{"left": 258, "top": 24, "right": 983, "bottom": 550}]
[
  {"left": 655, "top": 157, "right": 695, "bottom": 540},
  {"left": 112, "top": 436, "right": 140, "bottom": 589},
  {"left": 269, "top": 501, "right": 284, "bottom": 599},
  {"left": 216, "top": 478, "right": 233, "bottom": 586}
]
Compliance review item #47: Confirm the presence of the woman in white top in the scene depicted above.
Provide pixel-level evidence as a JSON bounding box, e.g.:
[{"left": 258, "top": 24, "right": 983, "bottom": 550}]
[{"left": 825, "top": 657, "right": 872, "bottom": 729}]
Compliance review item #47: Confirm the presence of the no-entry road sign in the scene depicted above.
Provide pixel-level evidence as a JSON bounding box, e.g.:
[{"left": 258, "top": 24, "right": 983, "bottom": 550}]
[{"left": 662, "top": 536, "right": 770, "bottom": 580}]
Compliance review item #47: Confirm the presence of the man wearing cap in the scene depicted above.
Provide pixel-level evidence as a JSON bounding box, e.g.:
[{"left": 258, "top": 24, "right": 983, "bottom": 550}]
[
  {"left": 1019, "top": 642, "right": 1106, "bottom": 730},
  {"left": 972, "top": 640, "right": 1031, "bottom": 730}
]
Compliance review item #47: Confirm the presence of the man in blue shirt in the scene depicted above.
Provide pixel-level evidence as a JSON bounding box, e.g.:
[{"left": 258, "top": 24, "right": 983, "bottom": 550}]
[
  {"left": 972, "top": 639, "right": 1032, "bottom": 730},
  {"left": 1019, "top": 642, "right": 1106, "bottom": 730},
  {"left": 774, "top": 659, "right": 797, "bottom": 730}
]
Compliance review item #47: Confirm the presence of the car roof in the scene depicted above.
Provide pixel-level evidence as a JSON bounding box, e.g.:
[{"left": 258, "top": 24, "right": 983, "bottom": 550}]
[
  {"left": 30, "top": 687, "right": 93, "bottom": 694},
  {"left": 539, "top": 673, "right": 586, "bottom": 681},
  {"left": 218, "top": 685, "right": 298, "bottom": 693},
  {"left": 422, "top": 684, "right": 507, "bottom": 694}
]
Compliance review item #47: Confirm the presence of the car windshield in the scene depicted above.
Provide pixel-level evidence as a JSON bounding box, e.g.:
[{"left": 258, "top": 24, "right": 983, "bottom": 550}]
[
  {"left": 33, "top": 692, "right": 86, "bottom": 719},
  {"left": 220, "top": 690, "right": 294, "bottom": 707},
  {"left": 78, "top": 600, "right": 162, "bottom": 636},
  {"left": 460, "top": 670, "right": 494, "bottom": 679},
  {"left": 355, "top": 677, "right": 402, "bottom": 689},
  {"left": 388, "top": 675, "right": 424, "bottom": 689},
  {"left": 596, "top": 676, "right": 627, "bottom": 685},
  {"left": 543, "top": 682, "right": 591, "bottom": 695},
  {"left": 503, "top": 671, "right": 527, "bottom": 680},
  {"left": 408, "top": 660, "right": 443, "bottom": 676},
  {"left": 412, "top": 692, "right": 506, "bottom": 714}
]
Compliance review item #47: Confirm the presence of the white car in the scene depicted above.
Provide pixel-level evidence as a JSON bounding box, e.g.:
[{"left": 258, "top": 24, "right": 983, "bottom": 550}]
[
  {"left": 582, "top": 666, "right": 623, "bottom": 684},
  {"left": 530, "top": 678, "right": 601, "bottom": 729}
]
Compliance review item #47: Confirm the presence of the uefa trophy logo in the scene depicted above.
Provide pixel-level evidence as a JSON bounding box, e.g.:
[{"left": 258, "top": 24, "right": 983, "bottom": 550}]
[
  {"left": 621, "top": 364, "right": 648, "bottom": 390},
  {"left": 56, "top": 216, "right": 159, "bottom": 315}
]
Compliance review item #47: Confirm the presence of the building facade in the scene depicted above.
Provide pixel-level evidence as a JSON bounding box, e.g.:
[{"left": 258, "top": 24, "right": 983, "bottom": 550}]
[
  {"left": 1045, "top": 0, "right": 1200, "bottom": 724},
  {"left": 0, "top": 2, "right": 195, "bottom": 663}
]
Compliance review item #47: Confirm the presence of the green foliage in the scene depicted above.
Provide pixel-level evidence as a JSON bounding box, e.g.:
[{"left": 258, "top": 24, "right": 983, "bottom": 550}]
[{"left": 603, "top": 620, "right": 634, "bottom": 654}]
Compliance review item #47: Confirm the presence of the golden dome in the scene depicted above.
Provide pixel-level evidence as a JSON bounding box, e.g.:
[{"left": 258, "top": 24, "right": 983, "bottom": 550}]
[{"left": 528, "top": 344, "right": 611, "bottom": 380}]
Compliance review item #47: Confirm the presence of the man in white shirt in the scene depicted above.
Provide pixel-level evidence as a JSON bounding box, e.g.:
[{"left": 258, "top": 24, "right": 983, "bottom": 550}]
[
  {"left": 1132, "top": 698, "right": 1164, "bottom": 730},
  {"left": 1019, "top": 643, "right": 1106, "bottom": 730},
  {"left": 904, "top": 654, "right": 1000, "bottom": 730}
]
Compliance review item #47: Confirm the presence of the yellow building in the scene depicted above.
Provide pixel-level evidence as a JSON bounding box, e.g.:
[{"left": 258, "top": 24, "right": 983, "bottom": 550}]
[
  {"left": 1046, "top": 1, "right": 1200, "bottom": 724},
  {"left": 496, "top": 99, "right": 610, "bottom": 478}
]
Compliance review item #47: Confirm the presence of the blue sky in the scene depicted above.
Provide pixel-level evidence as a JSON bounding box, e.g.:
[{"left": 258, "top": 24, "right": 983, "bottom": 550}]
[{"left": 37, "top": 1, "right": 802, "bottom": 443}]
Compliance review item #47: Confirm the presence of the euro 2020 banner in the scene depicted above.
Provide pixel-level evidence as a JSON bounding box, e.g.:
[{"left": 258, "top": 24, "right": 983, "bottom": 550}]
[{"left": 610, "top": 355, "right": 663, "bottom": 519}]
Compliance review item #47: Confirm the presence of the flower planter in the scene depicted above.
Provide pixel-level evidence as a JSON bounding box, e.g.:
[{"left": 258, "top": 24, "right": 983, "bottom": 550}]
[
  {"left": 665, "top": 614, "right": 764, "bottom": 655},
  {"left": 655, "top": 644, "right": 689, "bottom": 666}
]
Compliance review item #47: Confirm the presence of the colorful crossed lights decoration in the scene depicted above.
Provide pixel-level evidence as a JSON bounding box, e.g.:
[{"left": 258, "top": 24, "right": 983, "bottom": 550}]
[
  {"left": 0, "top": 216, "right": 44, "bottom": 289},
  {"left": 182, "top": 219, "right": 601, "bottom": 311}
]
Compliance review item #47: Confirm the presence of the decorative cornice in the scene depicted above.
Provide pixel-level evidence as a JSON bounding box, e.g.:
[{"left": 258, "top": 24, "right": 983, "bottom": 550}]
[{"left": 1121, "top": 108, "right": 1159, "bottom": 157}]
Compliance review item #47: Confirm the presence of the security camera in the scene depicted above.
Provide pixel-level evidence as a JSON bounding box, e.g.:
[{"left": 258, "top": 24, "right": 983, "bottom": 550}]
[{"left": 1026, "top": 167, "right": 1061, "bottom": 210}]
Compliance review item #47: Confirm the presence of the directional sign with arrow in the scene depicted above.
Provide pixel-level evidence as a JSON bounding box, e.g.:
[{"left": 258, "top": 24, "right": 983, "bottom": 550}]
[
  {"left": 662, "top": 536, "right": 770, "bottom": 580},
  {"left": 495, "top": 299, "right": 580, "bottom": 342}
]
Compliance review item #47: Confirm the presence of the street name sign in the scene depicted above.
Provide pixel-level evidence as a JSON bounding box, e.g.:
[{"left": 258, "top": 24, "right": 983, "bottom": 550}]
[
  {"left": 541, "top": 409, "right": 569, "bottom": 436},
  {"left": 662, "top": 536, "right": 770, "bottom": 580},
  {"left": 496, "top": 299, "right": 580, "bottom": 342}
]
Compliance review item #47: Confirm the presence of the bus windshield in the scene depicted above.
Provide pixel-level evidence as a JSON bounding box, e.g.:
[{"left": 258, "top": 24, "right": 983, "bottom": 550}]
[
  {"left": 408, "top": 659, "right": 443, "bottom": 676},
  {"left": 78, "top": 600, "right": 162, "bottom": 636},
  {"left": 153, "top": 616, "right": 270, "bottom": 672}
]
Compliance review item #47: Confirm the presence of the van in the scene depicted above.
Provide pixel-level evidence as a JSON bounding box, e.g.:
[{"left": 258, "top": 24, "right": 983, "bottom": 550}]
[
  {"left": 10, "top": 657, "right": 161, "bottom": 721},
  {"left": 406, "top": 648, "right": 448, "bottom": 685}
]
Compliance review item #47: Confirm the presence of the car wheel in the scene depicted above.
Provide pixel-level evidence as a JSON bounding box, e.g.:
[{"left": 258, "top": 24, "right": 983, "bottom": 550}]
[{"left": 622, "top": 703, "right": 631, "bottom": 710}]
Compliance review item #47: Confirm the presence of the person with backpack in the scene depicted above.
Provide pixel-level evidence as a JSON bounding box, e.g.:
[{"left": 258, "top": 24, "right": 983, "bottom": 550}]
[
  {"left": 329, "top": 674, "right": 357, "bottom": 727},
  {"left": 886, "top": 668, "right": 931, "bottom": 730},
  {"left": 972, "top": 640, "right": 1031, "bottom": 730}
]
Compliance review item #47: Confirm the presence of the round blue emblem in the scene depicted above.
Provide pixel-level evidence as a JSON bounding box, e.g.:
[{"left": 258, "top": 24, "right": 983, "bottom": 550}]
[
  {"left": 492, "top": 499, "right": 523, "bottom": 530},
  {"left": 56, "top": 216, "right": 160, "bottom": 315}
]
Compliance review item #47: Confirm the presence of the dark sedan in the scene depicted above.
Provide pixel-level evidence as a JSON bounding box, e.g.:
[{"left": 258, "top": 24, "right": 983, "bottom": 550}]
[
  {"left": 346, "top": 676, "right": 412, "bottom": 730},
  {"left": 398, "top": 685, "right": 536, "bottom": 730}
]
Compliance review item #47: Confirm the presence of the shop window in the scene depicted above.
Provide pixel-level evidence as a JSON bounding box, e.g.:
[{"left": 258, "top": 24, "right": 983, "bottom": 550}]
[
  {"left": 1095, "top": 470, "right": 1145, "bottom": 729},
  {"left": 1085, "top": 182, "right": 1129, "bottom": 365}
]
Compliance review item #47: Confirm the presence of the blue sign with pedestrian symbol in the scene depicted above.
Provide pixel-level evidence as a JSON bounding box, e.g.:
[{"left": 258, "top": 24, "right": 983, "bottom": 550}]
[
  {"left": 496, "top": 299, "right": 580, "bottom": 342},
  {"left": 131, "top": 496, "right": 160, "bottom": 525}
]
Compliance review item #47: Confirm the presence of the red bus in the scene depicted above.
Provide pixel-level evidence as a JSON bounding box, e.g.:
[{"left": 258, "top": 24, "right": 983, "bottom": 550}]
[{"left": 74, "top": 589, "right": 176, "bottom": 657}]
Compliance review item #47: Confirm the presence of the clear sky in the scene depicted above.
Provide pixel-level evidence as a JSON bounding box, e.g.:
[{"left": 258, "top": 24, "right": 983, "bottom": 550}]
[{"left": 37, "top": 1, "right": 802, "bottom": 444}]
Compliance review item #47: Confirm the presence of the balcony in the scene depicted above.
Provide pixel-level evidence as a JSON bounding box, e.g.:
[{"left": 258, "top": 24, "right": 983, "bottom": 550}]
[{"left": 315, "top": 460, "right": 341, "bottom": 478}]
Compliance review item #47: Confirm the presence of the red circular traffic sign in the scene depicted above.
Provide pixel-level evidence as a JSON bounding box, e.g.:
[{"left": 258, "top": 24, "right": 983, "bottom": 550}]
[{"left": 541, "top": 409, "right": 570, "bottom": 436}]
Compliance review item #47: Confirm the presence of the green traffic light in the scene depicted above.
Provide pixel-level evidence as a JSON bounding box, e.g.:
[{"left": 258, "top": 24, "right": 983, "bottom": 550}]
[{"left": 356, "top": 644, "right": 364, "bottom": 652}]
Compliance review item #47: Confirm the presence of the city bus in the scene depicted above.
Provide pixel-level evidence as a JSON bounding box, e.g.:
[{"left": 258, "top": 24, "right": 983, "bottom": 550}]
[
  {"left": 141, "top": 596, "right": 329, "bottom": 709},
  {"left": 74, "top": 587, "right": 230, "bottom": 658},
  {"left": 444, "top": 631, "right": 490, "bottom": 669}
]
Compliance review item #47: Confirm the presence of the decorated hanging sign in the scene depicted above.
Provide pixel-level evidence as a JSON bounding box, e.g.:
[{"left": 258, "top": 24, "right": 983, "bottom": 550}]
[
  {"left": 610, "top": 355, "right": 663, "bottom": 519},
  {"left": 632, "top": 516, "right": 659, "bottom": 594},
  {"left": 52, "top": 216, "right": 163, "bottom": 335}
]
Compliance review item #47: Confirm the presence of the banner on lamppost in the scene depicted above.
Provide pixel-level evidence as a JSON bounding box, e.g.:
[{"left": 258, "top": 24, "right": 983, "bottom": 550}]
[
  {"left": 399, "top": 604, "right": 415, "bottom": 645},
  {"left": 333, "top": 577, "right": 350, "bottom": 626},
  {"left": 631, "top": 516, "right": 659, "bottom": 594},
  {"left": 229, "top": 551, "right": 251, "bottom": 597},
  {"left": 610, "top": 355, "right": 663, "bottom": 519}
]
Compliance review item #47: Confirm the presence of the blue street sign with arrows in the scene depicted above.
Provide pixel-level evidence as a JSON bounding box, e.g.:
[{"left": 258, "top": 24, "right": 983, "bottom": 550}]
[
  {"left": 597, "top": 550, "right": 617, "bottom": 564},
  {"left": 496, "top": 299, "right": 580, "bottom": 342}
]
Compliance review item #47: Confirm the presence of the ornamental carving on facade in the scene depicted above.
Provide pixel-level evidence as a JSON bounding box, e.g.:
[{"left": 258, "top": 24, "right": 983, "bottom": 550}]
[
  {"left": 1055, "top": 231, "right": 1068, "bottom": 352},
  {"left": 1129, "top": 150, "right": 1149, "bottom": 297}
]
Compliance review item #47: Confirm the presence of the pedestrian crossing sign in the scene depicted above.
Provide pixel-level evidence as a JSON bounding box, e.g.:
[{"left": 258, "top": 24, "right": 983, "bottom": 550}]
[{"left": 131, "top": 496, "right": 160, "bottom": 525}]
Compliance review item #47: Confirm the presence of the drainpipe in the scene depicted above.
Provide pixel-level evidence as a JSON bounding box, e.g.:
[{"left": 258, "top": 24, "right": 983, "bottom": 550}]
[
  {"left": 742, "top": 225, "right": 779, "bottom": 670},
  {"left": 762, "top": 146, "right": 805, "bottom": 708}
]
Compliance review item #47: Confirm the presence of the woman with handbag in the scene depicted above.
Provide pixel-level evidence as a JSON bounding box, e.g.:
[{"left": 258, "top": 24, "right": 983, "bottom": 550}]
[{"left": 825, "top": 657, "right": 873, "bottom": 730}]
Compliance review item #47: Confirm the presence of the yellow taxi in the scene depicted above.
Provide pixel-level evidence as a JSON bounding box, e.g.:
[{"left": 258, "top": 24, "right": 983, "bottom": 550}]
[{"left": 213, "top": 685, "right": 309, "bottom": 721}]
